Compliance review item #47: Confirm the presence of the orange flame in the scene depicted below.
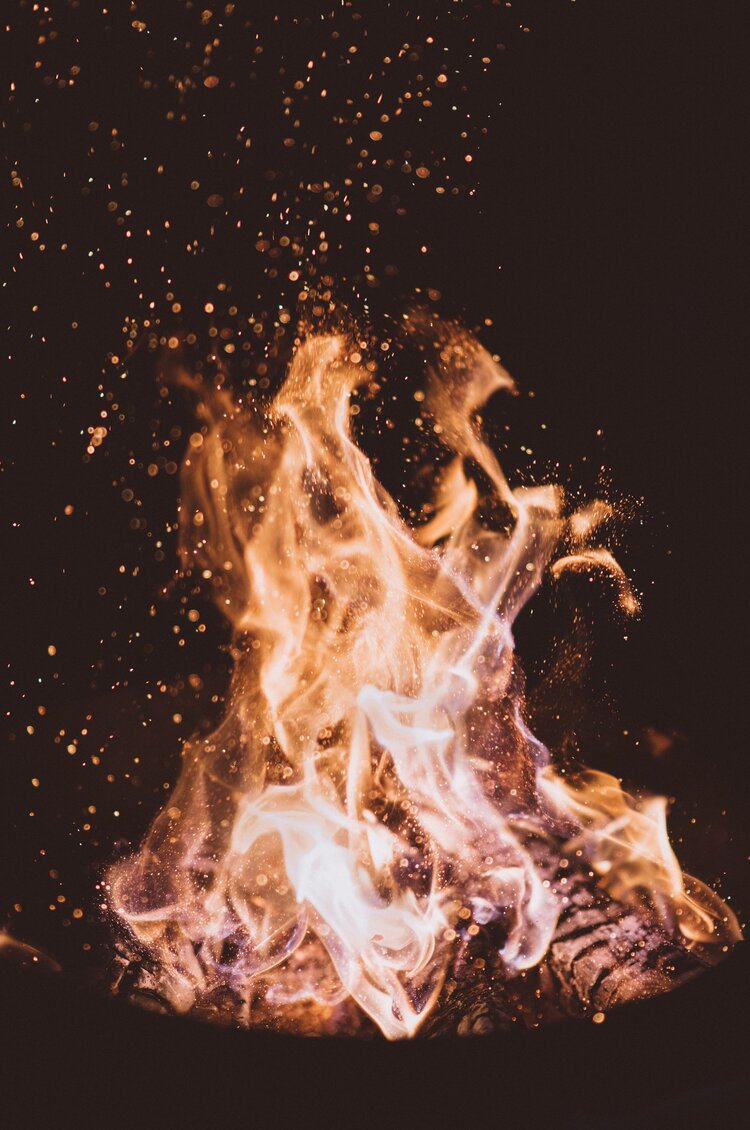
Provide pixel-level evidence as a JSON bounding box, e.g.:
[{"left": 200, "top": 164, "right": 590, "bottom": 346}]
[{"left": 108, "top": 327, "right": 739, "bottom": 1037}]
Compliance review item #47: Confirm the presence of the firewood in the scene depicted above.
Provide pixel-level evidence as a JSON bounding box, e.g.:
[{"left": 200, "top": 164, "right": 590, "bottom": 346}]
[{"left": 423, "top": 859, "right": 703, "bottom": 1036}]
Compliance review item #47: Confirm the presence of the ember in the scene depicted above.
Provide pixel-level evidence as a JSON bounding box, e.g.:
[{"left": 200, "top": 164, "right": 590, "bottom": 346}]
[{"left": 108, "top": 323, "right": 740, "bottom": 1037}]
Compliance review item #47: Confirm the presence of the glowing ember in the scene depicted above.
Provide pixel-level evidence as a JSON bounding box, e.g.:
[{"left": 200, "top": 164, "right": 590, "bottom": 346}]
[{"left": 108, "top": 324, "right": 740, "bottom": 1038}]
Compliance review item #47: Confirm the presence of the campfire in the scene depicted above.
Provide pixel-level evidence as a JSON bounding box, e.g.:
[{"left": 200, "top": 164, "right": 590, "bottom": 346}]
[{"left": 108, "top": 322, "right": 739, "bottom": 1038}]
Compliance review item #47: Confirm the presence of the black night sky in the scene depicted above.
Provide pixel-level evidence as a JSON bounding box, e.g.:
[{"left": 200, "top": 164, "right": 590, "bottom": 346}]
[{"left": 1, "top": 1, "right": 748, "bottom": 1123}]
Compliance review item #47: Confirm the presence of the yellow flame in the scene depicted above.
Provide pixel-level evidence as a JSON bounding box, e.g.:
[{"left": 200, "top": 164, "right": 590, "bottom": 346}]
[
  {"left": 539, "top": 769, "right": 738, "bottom": 956},
  {"left": 108, "top": 327, "right": 739, "bottom": 1037}
]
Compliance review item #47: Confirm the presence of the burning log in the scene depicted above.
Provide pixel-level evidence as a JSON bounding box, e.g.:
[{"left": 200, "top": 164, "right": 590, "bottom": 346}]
[
  {"left": 422, "top": 859, "right": 704, "bottom": 1037},
  {"left": 113, "top": 854, "right": 705, "bottom": 1038}
]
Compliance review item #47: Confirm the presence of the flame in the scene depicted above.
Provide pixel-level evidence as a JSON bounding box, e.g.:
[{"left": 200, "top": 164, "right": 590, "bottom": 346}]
[
  {"left": 0, "top": 932, "right": 61, "bottom": 974},
  {"left": 108, "top": 325, "right": 740, "bottom": 1037}
]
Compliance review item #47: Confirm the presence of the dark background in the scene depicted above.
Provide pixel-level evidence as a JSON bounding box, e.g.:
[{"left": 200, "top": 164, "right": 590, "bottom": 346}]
[{"left": 1, "top": 0, "right": 748, "bottom": 1121}]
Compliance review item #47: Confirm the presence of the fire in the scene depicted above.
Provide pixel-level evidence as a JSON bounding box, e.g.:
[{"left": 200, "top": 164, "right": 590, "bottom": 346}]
[{"left": 108, "top": 324, "right": 739, "bottom": 1037}]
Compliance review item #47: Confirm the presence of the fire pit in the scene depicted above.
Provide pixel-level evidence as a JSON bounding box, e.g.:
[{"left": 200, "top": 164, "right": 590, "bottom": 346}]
[
  {"left": 2, "top": 0, "right": 747, "bottom": 1121},
  {"left": 3, "top": 320, "right": 745, "bottom": 1125},
  {"left": 1, "top": 939, "right": 747, "bottom": 1124}
]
